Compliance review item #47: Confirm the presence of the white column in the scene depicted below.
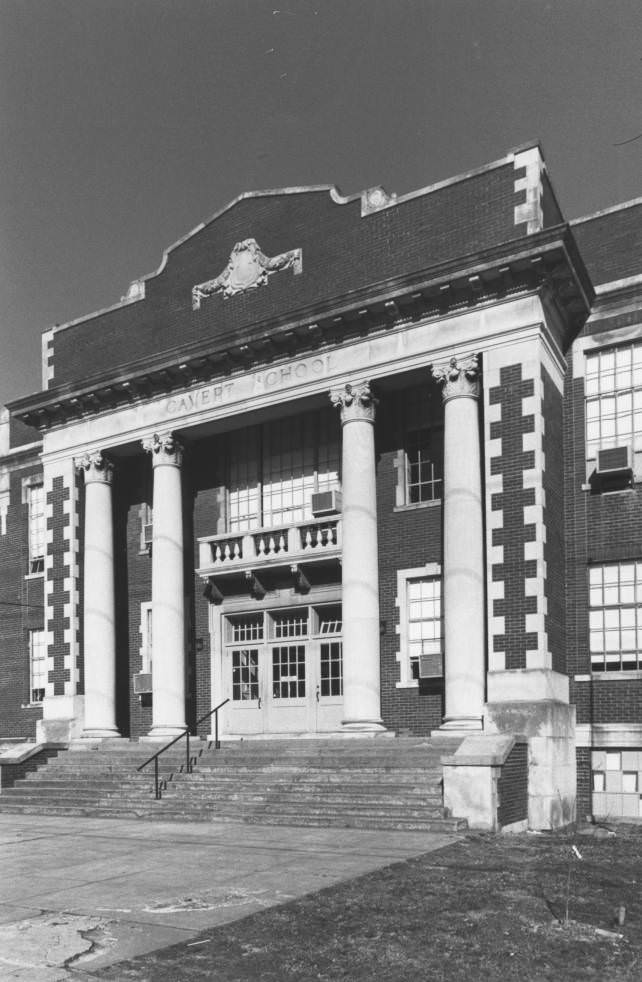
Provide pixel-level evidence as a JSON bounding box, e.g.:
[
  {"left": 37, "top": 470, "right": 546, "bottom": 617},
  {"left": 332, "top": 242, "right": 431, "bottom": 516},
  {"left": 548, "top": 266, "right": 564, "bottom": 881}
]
[
  {"left": 142, "top": 432, "right": 186, "bottom": 738},
  {"left": 331, "top": 382, "right": 384, "bottom": 731},
  {"left": 432, "top": 354, "right": 485, "bottom": 730},
  {"left": 77, "top": 451, "right": 119, "bottom": 738}
]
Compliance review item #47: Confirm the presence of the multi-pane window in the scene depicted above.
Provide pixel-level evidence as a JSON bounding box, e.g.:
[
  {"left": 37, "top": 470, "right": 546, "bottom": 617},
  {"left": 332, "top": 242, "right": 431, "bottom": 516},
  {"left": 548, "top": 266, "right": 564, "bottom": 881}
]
[
  {"left": 272, "top": 645, "right": 306, "bottom": 698},
  {"left": 585, "top": 343, "right": 642, "bottom": 459},
  {"left": 589, "top": 562, "right": 642, "bottom": 671},
  {"left": 320, "top": 642, "right": 343, "bottom": 696},
  {"left": 405, "top": 427, "right": 444, "bottom": 504},
  {"left": 140, "top": 602, "right": 153, "bottom": 673},
  {"left": 229, "top": 614, "right": 264, "bottom": 644},
  {"left": 407, "top": 577, "right": 442, "bottom": 680},
  {"left": 27, "top": 483, "right": 45, "bottom": 574},
  {"left": 29, "top": 629, "right": 47, "bottom": 703},
  {"left": 228, "top": 410, "right": 340, "bottom": 532},
  {"left": 272, "top": 611, "right": 308, "bottom": 639},
  {"left": 232, "top": 649, "right": 259, "bottom": 701}
]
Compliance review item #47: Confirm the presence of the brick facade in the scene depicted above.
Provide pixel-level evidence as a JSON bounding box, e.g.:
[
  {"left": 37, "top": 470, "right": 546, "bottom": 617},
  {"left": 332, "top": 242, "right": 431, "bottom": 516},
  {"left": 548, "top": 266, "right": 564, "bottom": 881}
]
[{"left": 2, "top": 144, "right": 642, "bottom": 824}]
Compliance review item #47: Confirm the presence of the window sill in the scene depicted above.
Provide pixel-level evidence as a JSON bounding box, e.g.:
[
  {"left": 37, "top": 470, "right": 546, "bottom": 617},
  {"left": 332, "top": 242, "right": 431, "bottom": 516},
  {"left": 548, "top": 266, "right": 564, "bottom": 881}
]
[
  {"left": 396, "top": 680, "right": 419, "bottom": 689},
  {"left": 24, "top": 572, "right": 44, "bottom": 581},
  {"left": 20, "top": 702, "right": 45, "bottom": 709},
  {"left": 393, "top": 500, "right": 441, "bottom": 514},
  {"left": 589, "top": 671, "right": 642, "bottom": 681}
]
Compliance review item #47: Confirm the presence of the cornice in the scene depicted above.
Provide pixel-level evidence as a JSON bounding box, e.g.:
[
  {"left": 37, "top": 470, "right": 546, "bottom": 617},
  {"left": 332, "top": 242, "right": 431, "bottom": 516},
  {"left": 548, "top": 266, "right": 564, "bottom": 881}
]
[{"left": 10, "top": 226, "right": 592, "bottom": 431}]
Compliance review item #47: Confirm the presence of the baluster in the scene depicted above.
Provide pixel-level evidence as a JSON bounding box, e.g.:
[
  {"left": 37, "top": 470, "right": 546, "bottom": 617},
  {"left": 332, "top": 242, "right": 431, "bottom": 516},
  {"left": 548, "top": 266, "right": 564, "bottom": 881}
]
[
  {"left": 279, "top": 533, "right": 285, "bottom": 553},
  {"left": 316, "top": 528, "right": 323, "bottom": 547},
  {"left": 328, "top": 525, "right": 335, "bottom": 545},
  {"left": 224, "top": 542, "right": 231, "bottom": 560},
  {"left": 305, "top": 529, "right": 312, "bottom": 549},
  {"left": 215, "top": 544, "right": 222, "bottom": 563},
  {"left": 233, "top": 540, "right": 241, "bottom": 559},
  {"left": 268, "top": 535, "right": 275, "bottom": 554},
  {"left": 258, "top": 536, "right": 266, "bottom": 556}
]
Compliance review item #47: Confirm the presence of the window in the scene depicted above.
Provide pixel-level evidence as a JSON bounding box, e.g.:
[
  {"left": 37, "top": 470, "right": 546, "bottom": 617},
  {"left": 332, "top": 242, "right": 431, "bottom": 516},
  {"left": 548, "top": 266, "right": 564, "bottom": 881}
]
[
  {"left": 586, "top": 343, "right": 642, "bottom": 461},
  {"left": 395, "top": 564, "right": 442, "bottom": 686},
  {"left": 320, "top": 642, "right": 343, "bottom": 696},
  {"left": 232, "top": 649, "right": 259, "bottom": 701},
  {"left": 27, "top": 483, "right": 45, "bottom": 574},
  {"left": 228, "top": 614, "right": 264, "bottom": 644},
  {"left": 228, "top": 410, "right": 340, "bottom": 532},
  {"left": 139, "top": 602, "right": 153, "bottom": 673},
  {"left": 272, "top": 645, "right": 306, "bottom": 698},
  {"left": 29, "top": 629, "right": 47, "bottom": 703},
  {"left": 589, "top": 562, "right": 642, "bottom": 671},
  {"left": 393, "top": 385, "right": 444, "bottom": 507},
  {"left": 271, "top": 610, "right": 308, "bottom": 639},
  {"left": 140, "top": 502, "right": 153, "bottom": 553}
]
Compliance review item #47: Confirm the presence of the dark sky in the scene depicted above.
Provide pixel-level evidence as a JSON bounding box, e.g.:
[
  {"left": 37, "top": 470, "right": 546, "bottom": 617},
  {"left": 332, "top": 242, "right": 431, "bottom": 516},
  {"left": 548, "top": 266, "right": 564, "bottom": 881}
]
[{"left": 1, "top": 0, "right": 642, "bottom": 406}]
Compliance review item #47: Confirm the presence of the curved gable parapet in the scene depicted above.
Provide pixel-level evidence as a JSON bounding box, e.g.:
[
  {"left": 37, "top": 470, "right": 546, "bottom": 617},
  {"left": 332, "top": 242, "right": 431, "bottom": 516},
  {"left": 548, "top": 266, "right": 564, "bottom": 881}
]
[{"left": 47, "top": 149, "right": 563, "bottom": 390}]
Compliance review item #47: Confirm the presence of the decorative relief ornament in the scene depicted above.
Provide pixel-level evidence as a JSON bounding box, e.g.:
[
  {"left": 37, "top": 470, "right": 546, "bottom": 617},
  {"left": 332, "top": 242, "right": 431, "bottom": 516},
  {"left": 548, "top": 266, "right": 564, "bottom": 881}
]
[
  {"left": 192, "top": 238, "right": 302, "bottom": 308},
  {"left": 142, "top": 431, "right": 184, "bottom": 467},
  {"left": 330, "top": 382, "right": 377, "bottom": 423},
  {"left": 76, "top": 451, "right": 114, "bottom": 484},
  {"left": 432, "top": 354, "right": 480, "bottom": 401},
  {"left": 361, "top": 186, "right": 397, "bottom": 216}
]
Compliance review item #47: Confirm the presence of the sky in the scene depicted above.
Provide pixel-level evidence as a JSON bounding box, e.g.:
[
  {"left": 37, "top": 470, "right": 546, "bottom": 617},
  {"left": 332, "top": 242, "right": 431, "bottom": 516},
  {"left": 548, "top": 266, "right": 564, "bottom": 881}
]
[{"left": 1, "top": 0, "right": 642, "bottom": 407}]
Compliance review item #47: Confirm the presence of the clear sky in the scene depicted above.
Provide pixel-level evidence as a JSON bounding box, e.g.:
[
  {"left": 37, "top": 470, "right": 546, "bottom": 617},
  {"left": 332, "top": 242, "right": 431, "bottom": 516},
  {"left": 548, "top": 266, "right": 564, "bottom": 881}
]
[{"left": 1, "top": 0, "right": 641, "bottom": 406}]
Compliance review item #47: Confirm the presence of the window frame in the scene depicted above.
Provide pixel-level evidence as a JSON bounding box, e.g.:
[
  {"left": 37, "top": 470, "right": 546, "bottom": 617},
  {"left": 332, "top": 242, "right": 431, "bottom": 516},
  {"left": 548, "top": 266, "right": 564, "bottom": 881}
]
[
  {"left": 589, "top": 561, "right": 642, "bottom": 673},
  {"left": 28, "top": 628, "right": 48, "bottom": 704},
  {"left": 24, "top": 480, "right": 46, "bottom": 576},
  {"left": 395, "top": 564, "right": 442, "bottom": 687}
]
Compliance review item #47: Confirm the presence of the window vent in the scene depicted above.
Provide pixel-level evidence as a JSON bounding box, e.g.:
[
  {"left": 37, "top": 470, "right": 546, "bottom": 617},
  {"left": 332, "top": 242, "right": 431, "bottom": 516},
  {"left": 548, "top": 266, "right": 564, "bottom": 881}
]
[
  {"left": 418, "top": 653, "right": 443, "bottom": 679},
  {"left": 311, "top": 490, "right": 342, "bottom": 516},
  {"left": 133, "top": 672, "right": 152, "bottom": 695}
]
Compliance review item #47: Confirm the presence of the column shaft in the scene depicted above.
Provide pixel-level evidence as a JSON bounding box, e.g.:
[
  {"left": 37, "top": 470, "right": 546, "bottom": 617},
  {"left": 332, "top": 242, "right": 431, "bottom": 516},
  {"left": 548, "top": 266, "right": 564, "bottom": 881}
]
[
  {"left": 434, "top": 355, "right": 485, "bottom": 730},
  {"left": 332, "top": 383, "right": 384, "bottom": 731},
  {"left": 78, "top": 453, "right": 119, "bottom": 738},
  {"left": 144, "top": 433, "right": 186, "bottom": 738}
]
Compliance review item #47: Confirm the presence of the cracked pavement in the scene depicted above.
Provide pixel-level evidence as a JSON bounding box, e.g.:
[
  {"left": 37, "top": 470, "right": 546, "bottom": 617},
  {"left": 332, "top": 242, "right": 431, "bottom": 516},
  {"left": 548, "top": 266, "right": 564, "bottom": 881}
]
[{"left": 0, "top": 814, "right": 457, "bottom": 979}]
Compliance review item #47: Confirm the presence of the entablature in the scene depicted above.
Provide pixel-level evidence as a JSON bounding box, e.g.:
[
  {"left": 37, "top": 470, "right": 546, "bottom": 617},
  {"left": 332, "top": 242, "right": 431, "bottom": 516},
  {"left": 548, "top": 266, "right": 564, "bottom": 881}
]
[{"left": 10, "top": 226, "right": 591, "bottom": 433}]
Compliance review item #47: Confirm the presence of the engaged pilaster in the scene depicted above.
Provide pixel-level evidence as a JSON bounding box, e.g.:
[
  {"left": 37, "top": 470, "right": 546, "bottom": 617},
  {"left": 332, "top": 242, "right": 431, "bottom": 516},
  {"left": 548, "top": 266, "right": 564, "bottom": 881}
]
[
  {"left": 432, "top": 354, "right": 485, "bottom": 731},
  {"left": 77, "top": 451, "right": 119, "bottom": 738},
  {"left": 330, "top": 382, "right": 384, "bottom": 731},
  {"left": 142, "top": 432, "right": 186, "bottom": 738}
]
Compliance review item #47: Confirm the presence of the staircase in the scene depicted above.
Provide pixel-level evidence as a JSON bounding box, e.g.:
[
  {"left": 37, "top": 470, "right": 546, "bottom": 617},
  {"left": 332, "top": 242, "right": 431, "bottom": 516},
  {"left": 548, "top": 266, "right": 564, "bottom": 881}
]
[{"left": 0, "top": 736, "right": 467, "bottom": 832}]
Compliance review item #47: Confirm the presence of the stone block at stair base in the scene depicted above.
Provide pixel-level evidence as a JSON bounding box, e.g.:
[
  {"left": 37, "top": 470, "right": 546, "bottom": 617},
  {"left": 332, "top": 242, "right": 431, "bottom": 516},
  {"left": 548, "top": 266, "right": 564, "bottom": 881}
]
[
  {"left": 442, "top": 734, "right": 527, "bottom": 832},
  {"left": 36, "top": 695, "right": 85, "bottom": 743},
  {"left": 484, "top": 700, "right": 576, "bottom": 831}
]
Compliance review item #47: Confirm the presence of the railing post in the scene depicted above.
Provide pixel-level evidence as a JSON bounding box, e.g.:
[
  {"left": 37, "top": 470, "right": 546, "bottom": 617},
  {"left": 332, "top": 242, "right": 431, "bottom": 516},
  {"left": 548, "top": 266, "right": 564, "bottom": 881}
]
[
  {"left": 215, "top": 708, "right": 220, "bottom": 749},
  {"left": 154, "top": 755, "right": 160, "bottom": 800},
  {"left": 186, "top": 729, "right": 190, "bottom": 772}
]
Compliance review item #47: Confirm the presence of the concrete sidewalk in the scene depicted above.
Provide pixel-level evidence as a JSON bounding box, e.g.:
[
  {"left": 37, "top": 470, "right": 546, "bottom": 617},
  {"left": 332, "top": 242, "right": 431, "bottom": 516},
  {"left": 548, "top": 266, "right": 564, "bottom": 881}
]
[{"left": 0, "top": 814, "right": 458, "bottom": 980}]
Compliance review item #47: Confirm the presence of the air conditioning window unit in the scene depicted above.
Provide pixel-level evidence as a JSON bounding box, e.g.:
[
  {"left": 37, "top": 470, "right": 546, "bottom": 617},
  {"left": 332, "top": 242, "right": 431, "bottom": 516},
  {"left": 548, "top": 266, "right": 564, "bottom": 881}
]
[
  {"left": 133, "top": 672, "right": 152, "bottom": 695},
  {"left": 594, "top": 446, "right": 633, "bottom": 490},
  {"left": 596, "top": 446, "right": 633, "bottom": 475},
  {"left": 418, "top": 653, "right": 443, "bottom": 679},
  {"left": 143, "top": 523, "right": 153, "bottom": 546},
  {"left": 311, "top": 490, "right": 342, "bottom": 516}
]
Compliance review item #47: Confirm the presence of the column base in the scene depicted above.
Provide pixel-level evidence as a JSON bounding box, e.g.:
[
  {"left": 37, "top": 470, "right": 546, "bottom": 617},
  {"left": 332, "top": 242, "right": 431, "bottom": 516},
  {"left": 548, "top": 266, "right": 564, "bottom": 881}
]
[
  {"left": 438, "top": 716, "right": 483, "bottom": 733},
  {"left": 81, "top": 727, "right": 121, "bottom": 739},
  {"left": 341, "top": 719, "right": 386, "bottom": 733},
  {"left": 144, "top": 726, "right": 188, "bottom": 741}
]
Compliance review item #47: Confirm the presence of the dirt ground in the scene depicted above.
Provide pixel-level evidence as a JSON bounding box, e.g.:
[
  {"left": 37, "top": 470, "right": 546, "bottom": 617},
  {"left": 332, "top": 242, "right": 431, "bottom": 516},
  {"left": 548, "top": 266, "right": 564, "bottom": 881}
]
[{"left": 86, "top": 824, "right": 642, "bottom": 982}]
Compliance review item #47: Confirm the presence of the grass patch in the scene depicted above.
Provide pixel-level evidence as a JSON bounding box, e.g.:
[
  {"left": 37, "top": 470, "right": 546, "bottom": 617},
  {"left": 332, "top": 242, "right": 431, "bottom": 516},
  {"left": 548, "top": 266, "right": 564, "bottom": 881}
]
[{"left": 90, "top": 827, "right": 642, "bottom": 981}]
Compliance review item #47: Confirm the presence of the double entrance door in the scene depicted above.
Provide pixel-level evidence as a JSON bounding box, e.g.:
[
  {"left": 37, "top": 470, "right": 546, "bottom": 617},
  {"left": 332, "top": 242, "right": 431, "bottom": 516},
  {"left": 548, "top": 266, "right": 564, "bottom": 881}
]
[{"left": 222, "top": 603, "right": 343, "bottom": 734}]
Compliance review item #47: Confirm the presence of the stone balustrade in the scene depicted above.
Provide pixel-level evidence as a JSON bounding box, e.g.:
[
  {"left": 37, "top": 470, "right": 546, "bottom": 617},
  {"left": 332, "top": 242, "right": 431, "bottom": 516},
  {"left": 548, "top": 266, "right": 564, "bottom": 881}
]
[{"left": 198, "top": 518, "right": 342, "bottom": 572}]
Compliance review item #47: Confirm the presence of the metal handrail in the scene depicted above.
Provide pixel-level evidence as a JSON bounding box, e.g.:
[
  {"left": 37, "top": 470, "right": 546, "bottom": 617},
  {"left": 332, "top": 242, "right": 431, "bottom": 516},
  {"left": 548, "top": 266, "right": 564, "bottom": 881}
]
[{"left": 137, "top": 698, "right": 230, "bottom": 800}]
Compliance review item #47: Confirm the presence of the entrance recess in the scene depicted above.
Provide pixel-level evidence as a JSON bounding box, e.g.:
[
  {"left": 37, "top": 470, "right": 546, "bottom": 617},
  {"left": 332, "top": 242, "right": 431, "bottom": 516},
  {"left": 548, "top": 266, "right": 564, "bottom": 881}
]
[{"left": 222, "top": 604, "right": 343, "bottom": 735}]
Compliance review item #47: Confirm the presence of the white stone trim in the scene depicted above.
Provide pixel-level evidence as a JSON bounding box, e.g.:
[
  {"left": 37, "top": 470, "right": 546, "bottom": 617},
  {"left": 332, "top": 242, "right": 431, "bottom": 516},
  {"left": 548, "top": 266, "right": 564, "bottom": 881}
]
[
  {"left": 41, "top": 294, "right": 560, "bottom": 464},
  {"left": 394, "top": 563, "right": 441, "bottom": 688},
  {"left": 576, "top": 723, "right": 642, "bottom": 748},
  {"left": 513, "top": 146, "right": 544, "bottom": 233},
  {"left": 487, "top": 668, "right": 569, "bottom": 703}
]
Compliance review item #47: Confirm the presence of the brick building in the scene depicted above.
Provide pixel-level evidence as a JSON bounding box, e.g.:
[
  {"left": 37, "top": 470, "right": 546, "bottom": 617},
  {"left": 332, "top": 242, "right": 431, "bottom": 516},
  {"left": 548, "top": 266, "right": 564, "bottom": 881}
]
[{"left": 2, "top": 142, "right": 642, "bottom": 828}]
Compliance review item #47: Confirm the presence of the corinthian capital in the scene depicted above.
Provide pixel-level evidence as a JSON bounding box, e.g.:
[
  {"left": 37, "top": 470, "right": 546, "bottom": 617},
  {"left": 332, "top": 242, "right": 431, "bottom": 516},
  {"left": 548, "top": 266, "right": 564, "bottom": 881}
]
[
  {"left": 432, "top": 354, "right": 480, "bottom": 401},
  {"left": 76, "top": 451, "right": 114, "bottom": 485},
  {"left": 330, "top": 382, "right": 377, "bottom": 425},
  {"left": 142, "top": 431, "right": 184, "bottom": 467}
]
